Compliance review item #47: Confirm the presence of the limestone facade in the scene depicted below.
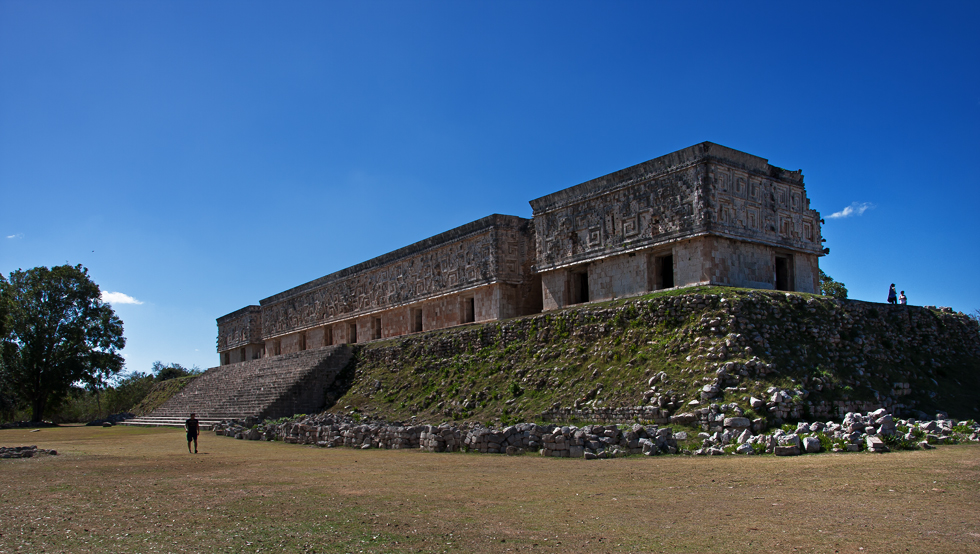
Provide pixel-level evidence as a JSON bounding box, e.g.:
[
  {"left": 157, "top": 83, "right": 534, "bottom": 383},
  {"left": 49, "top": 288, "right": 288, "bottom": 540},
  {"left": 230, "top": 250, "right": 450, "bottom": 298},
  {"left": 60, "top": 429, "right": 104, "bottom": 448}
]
[
  {"left": 217, "top": 142, "right": 823, "bottom": 364},
  {"left": 530, "top": 142, "right": 823, "bottom": 310},
  {"left": 217, "top": 214, "right": 539, "bottom": 364}
]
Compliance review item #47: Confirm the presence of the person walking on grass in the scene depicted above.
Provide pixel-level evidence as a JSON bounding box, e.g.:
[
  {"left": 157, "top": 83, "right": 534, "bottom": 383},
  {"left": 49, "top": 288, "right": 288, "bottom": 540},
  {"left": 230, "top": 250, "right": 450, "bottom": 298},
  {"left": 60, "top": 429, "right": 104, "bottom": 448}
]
[{"left": 185, "top": 413, "right": 200, "bottom": 454}]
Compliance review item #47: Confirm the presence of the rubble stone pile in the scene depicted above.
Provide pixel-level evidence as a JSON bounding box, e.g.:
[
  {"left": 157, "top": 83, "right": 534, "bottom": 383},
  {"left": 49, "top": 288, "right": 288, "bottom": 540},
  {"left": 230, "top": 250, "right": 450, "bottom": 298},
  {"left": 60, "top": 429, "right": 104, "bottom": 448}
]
[
  {"left": 0, "top": 445, "right": 58, "bottom": 458},
  {"left": 214, "top": 410, "right": 978, "bottom": 458},
  {"left": 689, "top": 409, "right": 978, "bottom": 456}
]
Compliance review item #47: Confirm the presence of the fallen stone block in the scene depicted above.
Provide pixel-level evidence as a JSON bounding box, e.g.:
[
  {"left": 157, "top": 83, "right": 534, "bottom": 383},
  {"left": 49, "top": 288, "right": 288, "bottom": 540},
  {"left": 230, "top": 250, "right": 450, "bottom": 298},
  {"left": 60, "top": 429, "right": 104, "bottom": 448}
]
[
  {"left": 866, "top": 436, "right": 889, "bottom": 453},
  {"left": 774, "top": 445, "right": 801, "bottom": 456},
  {"left": 724, "top": 417, "right": 751, "bottom": 430}
]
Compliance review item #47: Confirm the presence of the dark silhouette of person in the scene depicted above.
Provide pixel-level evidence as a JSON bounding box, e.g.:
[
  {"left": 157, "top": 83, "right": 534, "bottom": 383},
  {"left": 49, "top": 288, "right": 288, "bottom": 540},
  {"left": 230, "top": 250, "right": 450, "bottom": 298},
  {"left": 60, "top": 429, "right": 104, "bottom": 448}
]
[
  {"left": 887, "top": 284, "right": 897, "bottom": 305},
  {"left": 185, "top": 413, "right": 200, "bottom": 454}
]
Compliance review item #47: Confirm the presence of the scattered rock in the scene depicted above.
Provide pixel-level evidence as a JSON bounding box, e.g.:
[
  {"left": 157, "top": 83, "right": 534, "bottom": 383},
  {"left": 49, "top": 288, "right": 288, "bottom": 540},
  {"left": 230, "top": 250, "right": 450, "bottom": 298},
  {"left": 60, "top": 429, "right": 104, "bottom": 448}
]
[
  {"left": 0, "top": 446, "right": 58, "bottom": 458},
  {"left": 208, "top": 410, "right": 980, "bottom": 461}
]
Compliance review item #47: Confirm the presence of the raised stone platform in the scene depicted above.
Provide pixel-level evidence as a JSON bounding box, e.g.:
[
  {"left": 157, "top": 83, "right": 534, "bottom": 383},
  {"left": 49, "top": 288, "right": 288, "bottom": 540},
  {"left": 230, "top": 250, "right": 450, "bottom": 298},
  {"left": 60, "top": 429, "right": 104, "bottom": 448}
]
[{"left": 124, "top": 345, "right": 352, "bottom": 428}]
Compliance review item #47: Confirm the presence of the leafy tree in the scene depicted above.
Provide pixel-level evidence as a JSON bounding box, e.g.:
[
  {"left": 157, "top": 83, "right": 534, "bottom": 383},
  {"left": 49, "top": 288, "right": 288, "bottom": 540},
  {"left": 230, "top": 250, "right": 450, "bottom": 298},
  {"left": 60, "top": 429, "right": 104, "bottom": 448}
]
[
  {"left": 0, "top": 273, "right": 20, "bottom": 420},
  {"left": 103, "top": 371, "right": 156, "bottom": 414},
  {"left": 0, "top": 264, "right": 125, "bottom": 422},
  {"left": 151, "top": 361, "right": 201, "bottom": 382},
  {"left": 819, "top": 269, "right": 848, "bottom": 300}
]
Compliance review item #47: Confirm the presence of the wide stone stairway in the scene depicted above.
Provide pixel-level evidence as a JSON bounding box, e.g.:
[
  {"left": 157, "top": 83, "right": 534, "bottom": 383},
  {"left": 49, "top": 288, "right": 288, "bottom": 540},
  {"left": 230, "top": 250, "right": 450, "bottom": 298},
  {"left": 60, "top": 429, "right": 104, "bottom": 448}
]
[{"left": 123, "top": 344, "right": 352, "bottom": 429}]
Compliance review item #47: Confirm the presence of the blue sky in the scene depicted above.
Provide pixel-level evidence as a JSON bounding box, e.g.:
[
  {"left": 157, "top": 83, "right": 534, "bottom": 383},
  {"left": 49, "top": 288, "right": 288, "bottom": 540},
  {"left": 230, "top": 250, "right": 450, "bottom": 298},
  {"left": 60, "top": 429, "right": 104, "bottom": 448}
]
[{"left": 2, "top": 2, "right": 978, "bottom": 376}]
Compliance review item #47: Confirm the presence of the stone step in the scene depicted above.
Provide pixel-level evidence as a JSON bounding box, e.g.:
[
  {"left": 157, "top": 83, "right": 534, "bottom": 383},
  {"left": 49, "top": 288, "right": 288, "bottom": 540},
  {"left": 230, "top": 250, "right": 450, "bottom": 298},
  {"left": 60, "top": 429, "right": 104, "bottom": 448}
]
[
  {"left": 121, "top": 418, "right": 220, "bottom": 430},
  {"left": 142, "top": 344, "right": 352, "bottom": 423}
]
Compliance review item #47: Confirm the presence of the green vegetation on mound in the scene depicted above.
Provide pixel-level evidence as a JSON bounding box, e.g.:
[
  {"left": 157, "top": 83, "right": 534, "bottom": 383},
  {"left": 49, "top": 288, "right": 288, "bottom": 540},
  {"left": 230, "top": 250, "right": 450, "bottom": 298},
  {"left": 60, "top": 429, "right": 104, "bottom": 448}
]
[
  {"left": 129, "top": 375, "right": 198, "bottom": 416},
  {"left": 323, "top": 287, "right": 980, "bottom": 426}
]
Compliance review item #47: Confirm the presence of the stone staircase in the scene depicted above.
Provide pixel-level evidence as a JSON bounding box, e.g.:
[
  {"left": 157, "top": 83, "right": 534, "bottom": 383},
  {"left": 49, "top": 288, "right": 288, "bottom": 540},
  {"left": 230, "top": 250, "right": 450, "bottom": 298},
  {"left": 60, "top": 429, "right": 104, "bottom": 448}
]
[{"left": 123, "top": 344, "right": 352, "bottom": 429}]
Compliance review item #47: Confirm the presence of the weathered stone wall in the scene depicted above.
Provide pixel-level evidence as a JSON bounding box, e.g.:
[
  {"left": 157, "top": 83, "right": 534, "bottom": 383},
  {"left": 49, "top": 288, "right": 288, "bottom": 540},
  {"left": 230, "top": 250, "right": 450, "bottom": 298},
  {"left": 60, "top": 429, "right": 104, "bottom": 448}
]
[
  {"left": 700, "top": 236, "right": 820, "bottom": 293},
  {"left": 218, "top": 215, "right": 538, "bottom": 361},
  {"left": 216, "top": 306, "right": 263, "bottom": 359},
  {"left": 587, "top": 251, "right": 650, "bottom": 302},
  {"left": 530, "top": 142, "right": 823, "bottom": 308},
  {"left": 259, "top": 214, "right": 533, "bottom": 338},
  {"left": 530, "top": 156, "right": 705, "bottom": 273},
  {"left": 707, "top": 156, "right": 822, "bottom": 260}
]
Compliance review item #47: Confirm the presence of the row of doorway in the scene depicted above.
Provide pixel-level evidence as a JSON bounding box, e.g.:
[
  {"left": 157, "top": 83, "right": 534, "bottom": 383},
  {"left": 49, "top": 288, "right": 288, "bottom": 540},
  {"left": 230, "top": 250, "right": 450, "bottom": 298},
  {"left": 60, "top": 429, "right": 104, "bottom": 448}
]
[{"left": 567, "top": 252, "right": 795, "bottom": 305}]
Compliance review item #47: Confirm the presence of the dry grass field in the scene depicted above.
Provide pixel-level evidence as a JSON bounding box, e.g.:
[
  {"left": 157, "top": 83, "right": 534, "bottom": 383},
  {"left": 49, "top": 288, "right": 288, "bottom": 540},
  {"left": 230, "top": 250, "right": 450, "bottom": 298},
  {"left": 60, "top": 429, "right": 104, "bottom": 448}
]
[{"left": 1, "top": 425, "right": 979, "bottom": 554}]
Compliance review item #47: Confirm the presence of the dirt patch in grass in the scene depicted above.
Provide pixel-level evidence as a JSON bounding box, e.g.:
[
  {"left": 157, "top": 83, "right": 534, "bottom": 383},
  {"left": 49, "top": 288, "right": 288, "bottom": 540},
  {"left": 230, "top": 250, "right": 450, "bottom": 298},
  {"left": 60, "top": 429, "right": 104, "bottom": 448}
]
[{"left": 2, "top": 425, "right": 979, "bottom": 553}]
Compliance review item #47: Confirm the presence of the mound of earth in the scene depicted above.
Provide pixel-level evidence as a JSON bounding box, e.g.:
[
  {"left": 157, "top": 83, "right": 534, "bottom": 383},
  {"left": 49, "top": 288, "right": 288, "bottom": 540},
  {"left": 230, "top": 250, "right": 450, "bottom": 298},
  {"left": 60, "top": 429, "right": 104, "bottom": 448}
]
[{"left": 320, "top": 287, "right": 980, "bottom": 427}]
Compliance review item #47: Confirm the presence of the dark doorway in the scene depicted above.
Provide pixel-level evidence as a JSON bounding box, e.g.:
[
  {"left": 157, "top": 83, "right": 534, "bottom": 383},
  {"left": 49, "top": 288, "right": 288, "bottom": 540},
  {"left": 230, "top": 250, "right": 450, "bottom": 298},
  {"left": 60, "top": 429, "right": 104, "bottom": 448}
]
[
  {"left": 462, "top": 297, "right": 475, "bottom": 323},
  {"left": 657, "top": 255, "right": 674, "bottom": 289},
  {"left": 412, "top": 308, "right": 423, "bottom": 333},
  {"left": 325, "top": 327, "right": 333, "bottom": 346},
  {"left": 348, "top": 322, "right": 357, "bottom": 344},
  {"left": 373, "top": 318, "right": 382, "bottom": 340},
  {"left": 570, "top": 270, "right": 589, "bottom": 304},
  {"left": 775, "top": 255, "right": 793, "bottom": 291}
]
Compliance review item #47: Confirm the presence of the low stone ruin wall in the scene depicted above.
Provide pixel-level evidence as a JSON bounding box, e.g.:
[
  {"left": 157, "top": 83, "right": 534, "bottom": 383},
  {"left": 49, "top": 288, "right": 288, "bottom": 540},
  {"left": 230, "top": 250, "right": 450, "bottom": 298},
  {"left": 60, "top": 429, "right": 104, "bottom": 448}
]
[
  {"left": 217, "top": 414, "right": 680, "bottom": 459},
  {"left": 214, "top": 410, "right": 979, "bottom": 459}
]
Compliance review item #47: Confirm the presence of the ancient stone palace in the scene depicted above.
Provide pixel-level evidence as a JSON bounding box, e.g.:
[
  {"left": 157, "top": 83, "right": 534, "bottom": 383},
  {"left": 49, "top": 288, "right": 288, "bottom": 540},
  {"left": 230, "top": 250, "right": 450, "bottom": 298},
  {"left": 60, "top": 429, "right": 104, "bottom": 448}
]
[{"left": 217, "top": 142, "right": 824, "bottom": 365}]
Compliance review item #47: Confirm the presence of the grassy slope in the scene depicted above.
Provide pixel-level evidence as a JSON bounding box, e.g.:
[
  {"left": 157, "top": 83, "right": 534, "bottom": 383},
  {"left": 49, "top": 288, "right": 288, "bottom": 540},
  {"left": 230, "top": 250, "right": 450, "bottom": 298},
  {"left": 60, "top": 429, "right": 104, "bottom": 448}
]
[
  {"left": 129, "top": 375, "right": 199, "bottom": 416},
  {"left": 323, "top": 287, "right": 980, "bottom": 425}
]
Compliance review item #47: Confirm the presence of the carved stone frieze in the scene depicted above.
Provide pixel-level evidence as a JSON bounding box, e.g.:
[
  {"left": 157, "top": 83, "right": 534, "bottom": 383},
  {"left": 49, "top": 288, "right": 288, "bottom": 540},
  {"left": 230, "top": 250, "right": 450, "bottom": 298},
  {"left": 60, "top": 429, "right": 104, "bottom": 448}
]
[
  {"left": 707, "top": 164, "right": 822, "bottom": 252},
  {"left": 530, "top": 143, "right": 823, "bottom": 272},
  {"left": 257, "top": 215, "right": 532, "bottom": 339},
  {"left": 533, "top": 167, "right": 704, "bottom": 271},
  {"left": 216, "top": 306, "right": 262, "bottom": 351}
]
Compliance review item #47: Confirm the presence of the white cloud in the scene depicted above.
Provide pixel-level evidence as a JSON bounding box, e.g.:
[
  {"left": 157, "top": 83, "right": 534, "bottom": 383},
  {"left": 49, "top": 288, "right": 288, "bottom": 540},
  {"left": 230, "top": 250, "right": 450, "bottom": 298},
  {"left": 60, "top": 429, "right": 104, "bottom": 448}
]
[
  {"left": 6, "top": 233, "right": 23, "bottom": 239},
  {"left": 827, "top": 202, "right": 874, "bottom": 219},
  {"left": 101, "top": 291, "right": 144, "bottom": 305}
]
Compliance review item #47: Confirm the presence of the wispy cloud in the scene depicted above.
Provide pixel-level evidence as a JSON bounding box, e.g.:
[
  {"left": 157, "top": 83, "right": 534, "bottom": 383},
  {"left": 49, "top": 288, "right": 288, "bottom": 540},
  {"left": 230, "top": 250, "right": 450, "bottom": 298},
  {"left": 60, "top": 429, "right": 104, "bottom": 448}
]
[
  {"left": 6, "top": 233, "right": 23, "bottom": 239},
  {"left": 828, "top": 202, "right": 874, "bottom": 219},
  {"left": 101, "top": 291, "right": 144, "bottom": 305}
]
